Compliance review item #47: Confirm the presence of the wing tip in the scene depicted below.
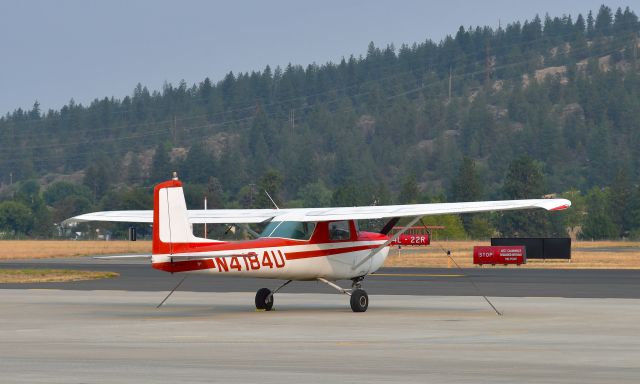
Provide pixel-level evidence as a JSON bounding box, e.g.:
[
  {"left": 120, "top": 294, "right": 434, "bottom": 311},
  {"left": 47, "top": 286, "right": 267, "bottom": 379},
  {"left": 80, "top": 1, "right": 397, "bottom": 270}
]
[{"left": 548, "top": 199, "right": 572, "bottom": 211}]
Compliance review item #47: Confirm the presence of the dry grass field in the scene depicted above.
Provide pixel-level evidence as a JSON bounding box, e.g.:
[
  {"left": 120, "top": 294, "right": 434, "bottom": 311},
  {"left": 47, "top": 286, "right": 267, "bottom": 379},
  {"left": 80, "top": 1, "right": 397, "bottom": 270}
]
[
  {"left": 0, "top": 269, "right": 119, "bottom": 283},
  {"left": 0, "top": 240, "right": 150, "bottom": 259},
  {"left": 384, "top": 241, "right": 640, "bottom": 269},
  {"left": 1, "top": 240, "right": 639, "bottom": 269}
]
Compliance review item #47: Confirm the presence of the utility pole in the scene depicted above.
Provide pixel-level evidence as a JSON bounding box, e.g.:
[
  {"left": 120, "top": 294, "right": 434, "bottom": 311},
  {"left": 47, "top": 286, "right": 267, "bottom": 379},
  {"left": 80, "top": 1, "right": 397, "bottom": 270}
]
[
  {"left": 485, "top": 41, "right": 493, "bottom": 86},
  {"left": 248, "top": 183, "right": 256, "bottom": 208},
  {"left": 203, "top": 196, "right": 207, "bottom": 238},
  {"left": 289, "top": 109, "right": 295, "bottom": 133},
  {"left": 448, "top": 66, "right": 452, "bottom": 102},
  {"left": 172, "top": 115, "right": 177, "bottom": 146}
]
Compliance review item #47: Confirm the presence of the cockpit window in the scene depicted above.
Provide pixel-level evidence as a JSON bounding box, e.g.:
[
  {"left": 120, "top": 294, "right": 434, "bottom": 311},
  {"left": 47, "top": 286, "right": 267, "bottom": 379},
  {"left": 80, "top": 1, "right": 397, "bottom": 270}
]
[
  {"left": 260, "top": 221, "right": 316, "bottom": 240},
  {"left": 329, "top": 220, "right": 351, "bottom": 241}
]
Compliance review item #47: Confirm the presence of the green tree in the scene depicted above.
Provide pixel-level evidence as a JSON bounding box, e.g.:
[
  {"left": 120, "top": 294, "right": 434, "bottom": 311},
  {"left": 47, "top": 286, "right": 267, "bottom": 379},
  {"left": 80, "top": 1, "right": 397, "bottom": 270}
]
[
  {"left": 608, "top": 169, "right": 634, "bottom": 237},
  {"left": 298, "top": 180, "right": 332, "bottom": 207},
  {"left": 255, "top": 170, "right": 283, "bottom": 208},
  {"left": 206, "top": 177, "right": 225, "bottom": 209},
  {"left": 558, "top": 189, "right": 586, "bottom": 237},
  {"left": 13, "top": 180, "right": 54, "bottom": 237},
  {"left": 182, "top": 142, "right": 215, "bottom": 183},
  {"left": 496, "top": 156, "right": 552, "bottom": 237},
  {"left": 421, "top": 214, "right": 467, "bottom": 240},
  {"left": 465, "top": 216, "right": 495, "bottom": 239},
  {"left": 451, "top": 157, "right": 483, "bottom": 202},
  {"left": 149, "top": 143, "right": 172, "bottom": 184},
  {"left": 51, "top": 195, "right": 93, "bottom": 223},
  {"left": 0, "top": 201, "right": 32, "bottom": 236},
  {"left": 397, "top": 174, "right": 420, "bottom": 204},
  {"left": 332, "top": 182, "right": 375, "bottom": 206},
  {"left": 451, "top": 157, "right": 487, "bottom": 237},
  {"left": 581, "top": 187, "right": 618, "bottom": 240},
  {"left": 83, "top": 154, "right": 116, "bottom": 201},
  {"left": 44, "top": 181, "right": 92, "bottom": 206},
  {"left": 595, "top": 5, "right": 613, "bottom": 35}
]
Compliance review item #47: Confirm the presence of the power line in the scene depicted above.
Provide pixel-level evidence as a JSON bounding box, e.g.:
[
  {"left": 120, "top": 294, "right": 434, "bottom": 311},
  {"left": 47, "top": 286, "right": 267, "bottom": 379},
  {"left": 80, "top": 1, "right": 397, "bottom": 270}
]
[
  {"left": 3, "top": 18, "right": 637, "bottom": 128},
  {"left": 0, "top": 35, "right": 634, "bottom": 170}
]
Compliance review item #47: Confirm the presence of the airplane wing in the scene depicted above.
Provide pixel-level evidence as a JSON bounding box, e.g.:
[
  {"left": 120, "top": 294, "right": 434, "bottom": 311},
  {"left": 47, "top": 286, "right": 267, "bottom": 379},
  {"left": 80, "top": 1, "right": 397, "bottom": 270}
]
[
  {"left": 64, "top": 209, "right": 277, "bottom": 225},
  {"left": 269, "top": 198, "right": 570, "bottom": 222},
  {"left": 64, "top": 198, "right": 570, "bottom": 225}
]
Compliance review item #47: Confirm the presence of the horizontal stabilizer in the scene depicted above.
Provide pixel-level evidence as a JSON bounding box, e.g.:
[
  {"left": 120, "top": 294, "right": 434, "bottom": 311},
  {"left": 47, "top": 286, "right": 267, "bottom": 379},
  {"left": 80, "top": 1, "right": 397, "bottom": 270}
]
[{"left": 93, "top": 254, "right": 152, "bottom": 260}]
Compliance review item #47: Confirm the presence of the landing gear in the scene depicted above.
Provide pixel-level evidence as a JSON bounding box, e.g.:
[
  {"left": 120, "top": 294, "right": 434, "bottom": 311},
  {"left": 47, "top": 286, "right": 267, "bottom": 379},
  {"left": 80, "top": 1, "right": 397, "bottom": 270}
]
[
  {"left": 350, "top": 289, "right": 368, "bottom": 312},
  {"left": 317, "top": 276, "right": 370, "bottom": 313},
  {"left": 255, "top": 280, "right": 292, "bottom": 311},
  {"left": 255, "top": 288, "right": 273, "bottom": 311}
]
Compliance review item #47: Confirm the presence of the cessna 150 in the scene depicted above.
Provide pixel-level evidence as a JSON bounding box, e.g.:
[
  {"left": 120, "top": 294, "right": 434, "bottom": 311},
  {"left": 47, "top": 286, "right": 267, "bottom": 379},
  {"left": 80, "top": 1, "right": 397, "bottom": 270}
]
[{"left": 67, "top": 174, "right": 570, "bottom": 312}]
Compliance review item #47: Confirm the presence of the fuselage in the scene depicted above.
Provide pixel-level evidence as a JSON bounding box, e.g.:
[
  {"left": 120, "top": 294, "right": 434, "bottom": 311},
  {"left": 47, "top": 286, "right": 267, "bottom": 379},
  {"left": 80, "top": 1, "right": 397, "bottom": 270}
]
[{"left": 151, "top": 221, "right": 390, "bottom": 281}]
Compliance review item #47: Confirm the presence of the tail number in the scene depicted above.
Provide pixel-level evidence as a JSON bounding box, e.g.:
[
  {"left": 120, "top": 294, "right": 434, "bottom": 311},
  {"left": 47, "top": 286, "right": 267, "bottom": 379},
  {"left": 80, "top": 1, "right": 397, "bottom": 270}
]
[{"left": 214, "top": 250, "right": 286, "bottom": 272}]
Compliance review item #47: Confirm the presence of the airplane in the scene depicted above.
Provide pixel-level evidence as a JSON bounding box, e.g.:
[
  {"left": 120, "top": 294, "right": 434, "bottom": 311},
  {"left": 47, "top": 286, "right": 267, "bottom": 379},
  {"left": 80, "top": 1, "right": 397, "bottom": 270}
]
[{"left": 66, "top": 173, "right": 571, "bottom": 312}]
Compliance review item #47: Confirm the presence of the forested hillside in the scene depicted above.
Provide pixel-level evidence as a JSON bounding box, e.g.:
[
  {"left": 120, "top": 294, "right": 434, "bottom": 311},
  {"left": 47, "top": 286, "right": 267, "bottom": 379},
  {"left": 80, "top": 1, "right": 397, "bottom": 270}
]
[{"left": 1, "top": 5, "right": 640, "bottom": 240}]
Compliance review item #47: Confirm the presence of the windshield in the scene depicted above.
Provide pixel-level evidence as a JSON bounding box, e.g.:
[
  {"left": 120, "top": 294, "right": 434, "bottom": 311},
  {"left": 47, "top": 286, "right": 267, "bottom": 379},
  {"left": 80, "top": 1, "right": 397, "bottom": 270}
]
[{"left": 260, "top": 221, "right": 316, "bottom": 240}]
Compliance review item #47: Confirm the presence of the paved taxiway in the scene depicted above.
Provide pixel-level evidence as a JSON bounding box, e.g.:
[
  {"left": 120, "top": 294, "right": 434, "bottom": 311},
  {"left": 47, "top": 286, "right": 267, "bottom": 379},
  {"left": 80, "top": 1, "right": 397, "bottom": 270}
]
[
  {"left": 2, "top": 257, "right": 640, "bottom": 382},
  {"left": 2, "top": 257, "right": 640, "bottom": 298},
  {"left": 1, "top": 289, "right": 639, "bottom": 383}
]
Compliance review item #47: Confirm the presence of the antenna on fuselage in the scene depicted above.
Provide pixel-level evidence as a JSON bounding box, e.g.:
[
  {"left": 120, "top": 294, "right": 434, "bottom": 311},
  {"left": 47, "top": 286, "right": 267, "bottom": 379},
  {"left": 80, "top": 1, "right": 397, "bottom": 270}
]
[
  {"left": 264, "top": 190, "right": 279, "bottom": 210},
  {"left": 172, "top": 171, "right": 179, "bottom": 181}
]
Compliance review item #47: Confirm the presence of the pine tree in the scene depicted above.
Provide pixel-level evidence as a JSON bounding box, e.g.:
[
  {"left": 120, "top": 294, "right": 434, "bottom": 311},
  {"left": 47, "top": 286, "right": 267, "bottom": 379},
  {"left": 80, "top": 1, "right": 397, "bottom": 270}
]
[
  {"left": 451, "top": 157, "right": 482, "bottom": 202},
  {"left": 256, "top": 169, "right": 283, "bottom": 208},
  {"left": 581, "top": 187, "right": 618, "bottom": 239},
  {"left": 595, "top": 5, "right": 613, "bottom": 35},
  {"left": 397, "top": 174, "right": 420, "bottom": 204},
  {"left": 608, "top": 169, "right": 633, "bottom": 237},
  {"left": 451, "top": 157, "right": 484, "bottom": 235},
  {"left": 496, "top": 156, "right": 552, "bottom": 237},
  {"left": 587, "top": 11, "right": 595, "bottom": 37},
  {"left": 149, "top": 143, "right": 172, "bottom": 184}
]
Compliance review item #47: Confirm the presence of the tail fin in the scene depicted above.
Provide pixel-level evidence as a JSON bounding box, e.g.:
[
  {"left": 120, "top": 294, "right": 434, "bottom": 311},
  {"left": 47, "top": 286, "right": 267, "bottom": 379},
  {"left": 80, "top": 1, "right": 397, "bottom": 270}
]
[{"left": 152, "top": 178, "right": 208, "bottom": 255}]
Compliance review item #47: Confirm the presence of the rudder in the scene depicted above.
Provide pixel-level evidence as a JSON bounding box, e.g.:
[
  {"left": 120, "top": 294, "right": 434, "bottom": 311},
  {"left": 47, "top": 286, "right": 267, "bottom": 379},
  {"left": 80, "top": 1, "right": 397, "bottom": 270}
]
[{"left": 152, "top": 178, "right": 207, "bottom": 255}]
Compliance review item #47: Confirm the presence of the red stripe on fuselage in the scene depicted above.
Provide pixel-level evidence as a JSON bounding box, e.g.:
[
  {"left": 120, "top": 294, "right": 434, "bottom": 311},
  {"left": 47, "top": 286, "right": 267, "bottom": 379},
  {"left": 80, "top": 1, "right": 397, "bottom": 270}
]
[
  {"left": 152, "top": 244, "right": 383, "bottom": 273},
  {"left": 285, "top": 244, "right": 379, "bottom": 260}
]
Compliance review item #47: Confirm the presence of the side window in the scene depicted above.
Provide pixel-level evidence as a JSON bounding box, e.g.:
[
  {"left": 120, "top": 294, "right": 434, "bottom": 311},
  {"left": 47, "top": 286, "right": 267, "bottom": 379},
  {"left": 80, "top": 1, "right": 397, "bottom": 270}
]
[{"left": 329, "top": 221, "right": 351, "bottom": 241}]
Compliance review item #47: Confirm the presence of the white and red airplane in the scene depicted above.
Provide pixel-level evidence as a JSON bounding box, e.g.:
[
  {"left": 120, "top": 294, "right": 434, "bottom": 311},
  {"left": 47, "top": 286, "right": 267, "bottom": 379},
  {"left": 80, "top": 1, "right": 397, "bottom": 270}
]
[{"left": 67, "top": 174, "right": 571, "bottom": 312}]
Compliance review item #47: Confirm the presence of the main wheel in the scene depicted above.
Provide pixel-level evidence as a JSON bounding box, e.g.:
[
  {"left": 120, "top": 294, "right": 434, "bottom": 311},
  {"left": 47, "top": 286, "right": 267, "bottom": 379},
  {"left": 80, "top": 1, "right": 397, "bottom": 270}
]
[
  {"left": 255, "top": 288, "right": 274, "bottom": 311},
  {"left": 350, "top": 289, "right": 368, "bottom": 312}
]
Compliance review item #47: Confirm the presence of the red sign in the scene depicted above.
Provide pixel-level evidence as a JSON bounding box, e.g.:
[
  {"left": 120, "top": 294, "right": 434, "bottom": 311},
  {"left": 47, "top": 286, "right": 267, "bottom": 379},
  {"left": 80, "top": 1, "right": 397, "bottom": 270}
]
[
  {"left": 392, "top": 233, "right": 430, "bottom": 246},
  {"left": 473, "top": 246, "right": 526, "bottom": 265}
]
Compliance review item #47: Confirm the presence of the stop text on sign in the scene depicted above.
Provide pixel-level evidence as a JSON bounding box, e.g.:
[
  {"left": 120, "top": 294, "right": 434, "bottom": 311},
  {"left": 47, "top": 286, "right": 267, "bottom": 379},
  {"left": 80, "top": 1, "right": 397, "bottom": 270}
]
[{"left": 473, "top": 246, "right": 526, "bottom": 265}]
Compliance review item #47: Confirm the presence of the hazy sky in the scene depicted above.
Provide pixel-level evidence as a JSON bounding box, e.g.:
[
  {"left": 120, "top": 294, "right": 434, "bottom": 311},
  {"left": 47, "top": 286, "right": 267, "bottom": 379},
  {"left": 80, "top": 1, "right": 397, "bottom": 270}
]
[{"left": 1, "top": 0, "right": 638, "bottom": 114}]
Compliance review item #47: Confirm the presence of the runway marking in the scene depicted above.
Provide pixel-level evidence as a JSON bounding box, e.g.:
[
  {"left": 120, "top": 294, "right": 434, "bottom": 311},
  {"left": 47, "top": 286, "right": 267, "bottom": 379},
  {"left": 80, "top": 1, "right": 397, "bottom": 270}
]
[{"left": 371, "top": 273, "right": 464, "bottom": 277}]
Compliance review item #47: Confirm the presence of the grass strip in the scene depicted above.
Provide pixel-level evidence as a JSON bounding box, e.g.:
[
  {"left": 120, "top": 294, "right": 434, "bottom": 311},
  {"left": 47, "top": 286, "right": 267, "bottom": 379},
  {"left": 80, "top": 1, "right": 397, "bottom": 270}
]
[{"left": 0, "top": 269, "right": 119, "bottom": 283}]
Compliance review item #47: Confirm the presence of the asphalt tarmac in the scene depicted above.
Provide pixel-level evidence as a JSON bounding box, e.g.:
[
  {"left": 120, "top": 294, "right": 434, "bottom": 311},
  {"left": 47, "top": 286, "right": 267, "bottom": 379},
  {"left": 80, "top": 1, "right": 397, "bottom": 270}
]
[
  {"left": 1, "top": 256, "right": 640, "bottom": 298},
  {"left": 2, "top": 257, "right": 640, "bottom": 383},
  {"left": 1, "top": 290, "right": 639, "bottom": 383}
]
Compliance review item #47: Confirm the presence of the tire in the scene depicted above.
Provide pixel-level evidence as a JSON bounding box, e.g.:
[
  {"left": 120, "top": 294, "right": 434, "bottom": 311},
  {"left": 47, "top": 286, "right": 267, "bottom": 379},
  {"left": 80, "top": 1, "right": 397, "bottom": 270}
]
[
  {"left": 255, "top": 288, "right": 274, "bottom": 311},
  {"left": 350, "top": 289, "right": 368, "bottom": 312}
]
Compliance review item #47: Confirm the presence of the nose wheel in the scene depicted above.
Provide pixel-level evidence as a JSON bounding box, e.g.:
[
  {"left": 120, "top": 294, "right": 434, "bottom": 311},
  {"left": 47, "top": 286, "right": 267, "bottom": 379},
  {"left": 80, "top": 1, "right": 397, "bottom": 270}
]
[
  {"left": 350, "top": 289, "right": 368, "bottom": 312},
  {"left": 317, "top": 277, "right": 369, "bottom": 312}
]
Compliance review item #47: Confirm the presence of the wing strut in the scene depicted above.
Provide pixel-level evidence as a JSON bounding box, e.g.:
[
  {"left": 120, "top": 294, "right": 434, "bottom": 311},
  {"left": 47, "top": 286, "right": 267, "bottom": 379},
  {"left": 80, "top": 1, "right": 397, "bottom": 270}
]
[
  {"left": 352, "top": 215, "right": 423, "bottom": 270},
  {"left": 380, "top": 217, "right": 400, "bottom": 235}
]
